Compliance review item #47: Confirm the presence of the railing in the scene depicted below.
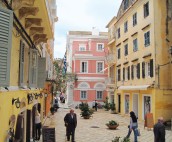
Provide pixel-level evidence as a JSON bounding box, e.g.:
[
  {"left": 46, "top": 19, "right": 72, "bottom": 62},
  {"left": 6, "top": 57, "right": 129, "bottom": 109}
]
[{"left": 105, "top": 53, "right": 116, "bottom": 65}]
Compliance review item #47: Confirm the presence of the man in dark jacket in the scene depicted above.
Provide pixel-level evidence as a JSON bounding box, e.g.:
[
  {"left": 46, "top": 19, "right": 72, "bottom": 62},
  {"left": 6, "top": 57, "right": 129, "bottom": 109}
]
[
  {"left": 64, "top": 109, "right": 77, "bottom": 142},
  {"left": 153, "top": 117, "right": 165, "bottom": 142}
]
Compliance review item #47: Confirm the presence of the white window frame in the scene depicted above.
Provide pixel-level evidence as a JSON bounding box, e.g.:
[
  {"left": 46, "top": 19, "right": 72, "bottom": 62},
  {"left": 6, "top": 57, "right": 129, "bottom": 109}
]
[
  {"left": 124, "top": 44, "right": 128, "bottom": 56},
  {"left": 133, "top": 13, "right": 137, "bottom": 26},
  {"left": 96, "top": 61, "right": 104, "bottom": 73},
  {"left": 80, "top": 61, "right": 88, "bottom": 73},
  {"left": 79, "top": 44, "right": 86, "bottom": 51},
  {"left": 144, "top": 2, "right": 149, "bottom": 18},
  {"left": 124, "top": 21, "right": 128, "bottom": 33},
  {"left": 96, "top": 91, "right": 103, "bottom": 100},
  {"left": 80, "top": 90, "right": 87, "bottom": 100},
  {"left": 145, "top": 62, "right": 150, "bottom": 77},
  {"left": 117, "top": 48, "right": 121, "bottom": 59},
  {"left": 144, "top": 31, "right": 150, "bottom": 47},
  {"left": 133, "top": 38, "right": 138, "bottom": 52},
  {"left": 97, "top": 43, "right": 104, "bottom": 51}
]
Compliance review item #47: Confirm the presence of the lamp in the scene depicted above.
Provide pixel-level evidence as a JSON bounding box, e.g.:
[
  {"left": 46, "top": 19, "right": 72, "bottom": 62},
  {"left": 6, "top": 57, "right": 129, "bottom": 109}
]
[
  {"left": 39, "top": 93, "right": 43, "bottom": 98},
  {"left": 27, "top": 93, "right": 33, "bottom": 104},
  {"left": 44, "top": 93, "right": 48, "bottom": 97},
  {"left": 12, "top": 98, "right": 20, "bottom": 108},
  {"left": 34, "top": 93, "right": 39, "bottom": 99}
]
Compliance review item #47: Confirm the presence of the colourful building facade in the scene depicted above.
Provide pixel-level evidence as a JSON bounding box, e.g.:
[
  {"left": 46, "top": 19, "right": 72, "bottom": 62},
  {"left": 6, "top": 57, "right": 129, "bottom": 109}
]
[
  {"left": 106, "top": 0, "right": 172, "bottom": 122},
  {"left": 66, "top": 29, "right": 109, "bottom": 107},
  {"left": 0, "top": 0, "right": 57, "bottom": 141}
]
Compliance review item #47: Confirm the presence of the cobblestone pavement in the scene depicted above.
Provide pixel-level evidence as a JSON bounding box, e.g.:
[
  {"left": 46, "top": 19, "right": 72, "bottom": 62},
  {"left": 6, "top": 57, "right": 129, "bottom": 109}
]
[{"left": 42, "top": 103, "right": 172, "bottom": 142}]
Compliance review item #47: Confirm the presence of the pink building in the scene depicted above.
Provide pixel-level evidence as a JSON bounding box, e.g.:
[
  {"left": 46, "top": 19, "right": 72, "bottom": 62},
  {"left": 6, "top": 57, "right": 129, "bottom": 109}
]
[{"left": 66, "top": 29, "right": 108, "bottom": 107}]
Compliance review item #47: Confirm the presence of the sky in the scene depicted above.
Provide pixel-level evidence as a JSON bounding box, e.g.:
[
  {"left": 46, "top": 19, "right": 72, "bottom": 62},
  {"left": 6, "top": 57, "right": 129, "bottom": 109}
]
[{"left": 54, "top": 0, "right": 123, "bottom": 59}]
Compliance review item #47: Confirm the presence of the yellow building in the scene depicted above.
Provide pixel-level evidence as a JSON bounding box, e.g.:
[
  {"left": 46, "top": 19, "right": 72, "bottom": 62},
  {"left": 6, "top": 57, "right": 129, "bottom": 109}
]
[
  {"left": 0, "top": 0, "right": 57, "bottom": 141},
  {"left": 107, "top": 0, "right": 172, "bottom": 122}
]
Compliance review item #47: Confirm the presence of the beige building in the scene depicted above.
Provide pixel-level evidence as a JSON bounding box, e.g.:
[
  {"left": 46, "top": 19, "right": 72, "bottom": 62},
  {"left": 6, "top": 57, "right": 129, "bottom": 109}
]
[{"left": 106, "top": 0, "right": 172, "bottom": 122}]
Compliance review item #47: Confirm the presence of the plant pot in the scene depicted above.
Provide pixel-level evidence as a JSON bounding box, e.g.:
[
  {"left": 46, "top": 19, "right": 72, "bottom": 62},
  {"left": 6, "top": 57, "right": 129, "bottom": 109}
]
[
  {"left": 106, "top": 124, "right": 119, "bottom": 129},
  {"left": 83, "top": 116, "right": 90, "bottom": 119}
]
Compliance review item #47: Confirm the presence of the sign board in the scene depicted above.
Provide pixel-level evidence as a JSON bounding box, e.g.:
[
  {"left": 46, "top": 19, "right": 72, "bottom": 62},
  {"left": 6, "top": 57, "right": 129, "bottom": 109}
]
[
  {"left": 144, "top": 113, "right": 154, "bottom": 129},
  {"left": 42, "top": 127, "right": 55, "bottom": 142}
]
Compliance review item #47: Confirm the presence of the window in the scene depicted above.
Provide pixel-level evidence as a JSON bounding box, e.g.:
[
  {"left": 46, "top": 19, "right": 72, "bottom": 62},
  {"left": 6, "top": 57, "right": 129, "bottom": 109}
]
[
  {"left": 80, "top": 91, "right": 87, "bottom": 100},
  {"left": 96, "top": 91, "right": 103, "bottom": 100},
  {"left": 81, "top": 61, "right": 87, "bottom": 73},
  {"left": 117, "top": 68, "right": 121, "bottom": 81},
  {"left": 133, "top": 39, "right": 138, "bottom": 52},
  {"left": 144, "top": 2, "right": 149, "bottom": 18},
  {"left": 79, "top": 45, "right": 86, "bottom": 51},
  {"left": 145, "top": 59, "right": 153, "bottom": 77},
  {"left": 97, "top": 43, "right": 104, "bottom": 51},
  {"left": 127, "top": 66, "right": 130, "bottom": 80},
  {"left": 144, "top": 31, "right": 150, "bottom": 47},
  {"left": 123, "top": 68, "right": 125, "bottom": 81},
  {"left": 133, "top": 13, "right": 137, "bottom": 26},
  {"left": 117, "top": 48, "right": 121, "bottom": 59},
  {"left": 124, "top": 21, "right": 128, "bottom": 33},
  {"left": 97, "top": 62, "right": 103, "bottom": 73},
  {"left": 124, "top": 44, "right": 128, "bottom": 56},
  {"left": 117, "top": 28, "right": 120, "bottom": 39},
  {"left": 0, "top": 7, "right": 13, "bottom": 87},
  {"left": 136, "top": 63, "right": 140, "bottom": 79},
  {"left": 124, "top": 0, "right": 129, "bottom": 10}
]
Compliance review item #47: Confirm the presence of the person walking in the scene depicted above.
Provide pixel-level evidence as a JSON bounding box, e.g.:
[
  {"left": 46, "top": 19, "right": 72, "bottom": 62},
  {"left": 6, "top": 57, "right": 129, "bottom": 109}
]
[
  {"left": 35, "top": 110, "right": 41, "bottom": 141},
  {"left": 153, "top": 117, "right": 166, "bottom": 142},
  {"left": 125, "top": 111, "right": 138, "bottom": 142},
  {"left": 64, "top": 109, "right": 77, "bottom": 142},
  {"left": 95, "top": 100, "right": 98, "bottom": 111}
]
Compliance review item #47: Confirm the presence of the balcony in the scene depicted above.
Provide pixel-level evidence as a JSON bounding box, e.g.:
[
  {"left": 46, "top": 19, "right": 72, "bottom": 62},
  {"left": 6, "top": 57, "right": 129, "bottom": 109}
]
[
  {"left": 105, "top": 53, "right": 116, "bottom": 65},
  {"left": 105, "top": 77, "right": 116, "bottom": 92}
]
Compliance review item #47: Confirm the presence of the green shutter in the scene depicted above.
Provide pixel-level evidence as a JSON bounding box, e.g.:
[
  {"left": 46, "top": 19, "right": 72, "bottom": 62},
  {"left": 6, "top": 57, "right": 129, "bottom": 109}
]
[
  {"left": 137, "top": 63, "right": 140, "bottom": 79},
  {"left": 123, "top": 68, "right": 125, "bottom": 80},
  {"left": 29, "top": 49, "right": 38, "bottom": 88},
  {"left": 142, "top": 62, "right": 145, "bottom": 78},
  {"left": 37, "top": 57, "right": 46, "bottom": 88},
  {"left": 131, "top": 65, "right": 134, "bottom": 80},
  {"left": 0, "top": 7, "right": 13, "bottom": 87},
  {"left": 128, "top": 66, "right": 130, "bottom": 80},
  {"left": 19, "top": 40, "right": 25, "bottom": 86},
  {"left": 150, "top": 59, "right": 154, "bottom": 77}
]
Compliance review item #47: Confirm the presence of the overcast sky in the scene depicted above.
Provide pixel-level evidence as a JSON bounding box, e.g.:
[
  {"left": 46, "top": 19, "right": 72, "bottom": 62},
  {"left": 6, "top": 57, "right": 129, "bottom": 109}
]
[{"left": 54, "top": 0, "right": 122, "bottom": 59}]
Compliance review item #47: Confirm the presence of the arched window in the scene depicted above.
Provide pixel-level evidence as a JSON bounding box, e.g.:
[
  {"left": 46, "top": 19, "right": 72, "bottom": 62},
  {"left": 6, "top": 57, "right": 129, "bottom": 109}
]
[{"left": 78, "top": 82, "right": 90, "bottom": 89}]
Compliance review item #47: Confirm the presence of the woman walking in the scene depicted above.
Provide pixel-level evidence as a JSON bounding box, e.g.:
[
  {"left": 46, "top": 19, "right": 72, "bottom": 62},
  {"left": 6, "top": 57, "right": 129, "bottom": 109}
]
[
  {"left": 35, "top": 110, "right": 41, "bottom": 141},
  {"left": 125, "top": 111, "right": 138, "bottom": 142}
]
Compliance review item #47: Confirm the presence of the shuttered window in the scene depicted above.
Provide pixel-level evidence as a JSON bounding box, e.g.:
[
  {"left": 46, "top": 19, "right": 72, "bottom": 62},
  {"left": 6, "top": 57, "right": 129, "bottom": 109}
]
[
  {"left": 131, "top": 65, "right": 134, "bottom": 80},
  {"left": 123, "top": 68, "right": 125, "bottom": 81},
  {"left": 128, "top": 66, "right": 130, "bottom": 80},
  {"left": 0, "top": 7, "right": 13, "bottom": 87},
  {"left": 117, "top": 68, "right": 121, "bottom": 81},
  {"left": 137, "top": 63, "right": 140, "bottom": 79},
  {"left": 19, "top": 41, "right": 25, "bottom": 86},
  {"left": 150, "top": 59, "right": 154, "bottom": 77},
  {"left": 37, "top": 57, "right": 46, "bottom": 88},
  {"left": 29, "top": 49, "right": 38, "bottom": 88},
  {"left": 142, "top": 62, "right": 145, "bottom": 78}
]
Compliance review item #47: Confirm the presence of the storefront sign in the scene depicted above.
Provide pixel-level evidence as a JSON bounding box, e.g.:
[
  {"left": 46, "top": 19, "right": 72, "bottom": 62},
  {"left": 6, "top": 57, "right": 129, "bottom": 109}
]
[{"left": 42, "top": 127, "right": 55, "bottom": 142}]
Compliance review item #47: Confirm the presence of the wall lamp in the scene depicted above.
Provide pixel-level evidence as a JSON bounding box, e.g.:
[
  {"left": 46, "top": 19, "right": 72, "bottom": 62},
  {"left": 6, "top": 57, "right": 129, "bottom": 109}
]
[
  {"left": 12, "top": 98, "right": 20, "bottom": 108},
  {"left": 44, "top": 93, "right": 48, "bottom": 98},
  {"left": 34, "top": 93, "right": 39, "bottom": 99},
  {"left": 39, "top": 93, "right": 43, "bottom": 98},
  {"left": 27, "top": 93, "right": 33, "bottom": 104}
]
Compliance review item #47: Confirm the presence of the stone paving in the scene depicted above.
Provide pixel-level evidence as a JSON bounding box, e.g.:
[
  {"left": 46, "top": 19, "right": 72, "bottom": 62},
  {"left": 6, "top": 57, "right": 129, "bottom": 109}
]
[{"left": 42, "top": 103, "right": 172, "bottom": 142}]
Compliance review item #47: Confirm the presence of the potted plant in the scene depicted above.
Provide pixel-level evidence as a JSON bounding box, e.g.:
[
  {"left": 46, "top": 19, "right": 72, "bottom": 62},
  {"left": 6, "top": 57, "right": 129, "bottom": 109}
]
[
  {"left": 106, "top": 120, "right": 119, "bottom": 129},
  {"left": 80, "top": 102, "right": 93, "bottom": 119},
  {"left": 110, "top": 100, "right": 116, "bottom": 114},
  {"left": 103, "top": 97, "right": 110, "bottom": 111},
  {"left": 112, "top": 137, "right": 130, "bottom": 142}
]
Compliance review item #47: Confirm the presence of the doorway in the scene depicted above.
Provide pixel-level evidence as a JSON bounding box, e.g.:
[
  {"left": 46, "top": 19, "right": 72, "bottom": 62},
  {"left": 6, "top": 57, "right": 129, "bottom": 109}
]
[
  {"left": 143, "top": 95, "right": 151, "bottom": 118},
  {"left": 125, "top": 94, "right": 129, "bottom": 114},
  {"left": 118, "top": 94, "right": 121, "bottom": 113}
]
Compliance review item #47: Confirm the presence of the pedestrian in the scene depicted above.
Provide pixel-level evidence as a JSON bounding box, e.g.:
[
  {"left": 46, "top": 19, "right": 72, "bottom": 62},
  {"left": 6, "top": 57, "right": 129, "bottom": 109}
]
[
  {"left": 64, "top": 109, "right": 77, "bottom": 142},
  {"left": 95, "top": 100, "right": 98, "bottom": 111},
  {"left": 125, "top": 111, "right": 138, "bottom": 142},
  {"left": 153, "top": 117, "right": 165, "bottom": 142},
  {"left": 35, "top": 110, "right": 41, "bottom": 141},
  {"left": 92, "top": 100, "right": 95, "bottom": 109}
]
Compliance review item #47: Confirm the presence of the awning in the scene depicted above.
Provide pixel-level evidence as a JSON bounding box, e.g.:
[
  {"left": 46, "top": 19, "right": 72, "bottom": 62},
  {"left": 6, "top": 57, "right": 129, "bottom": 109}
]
[{"left": 118, "top": 85, "right": 150, "bottom": 90}]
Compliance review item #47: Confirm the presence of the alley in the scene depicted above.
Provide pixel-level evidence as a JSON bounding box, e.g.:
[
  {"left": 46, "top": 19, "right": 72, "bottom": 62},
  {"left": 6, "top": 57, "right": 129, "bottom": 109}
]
[{"left": 43, "top": 104, "right": 172, "bottom": 142}]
